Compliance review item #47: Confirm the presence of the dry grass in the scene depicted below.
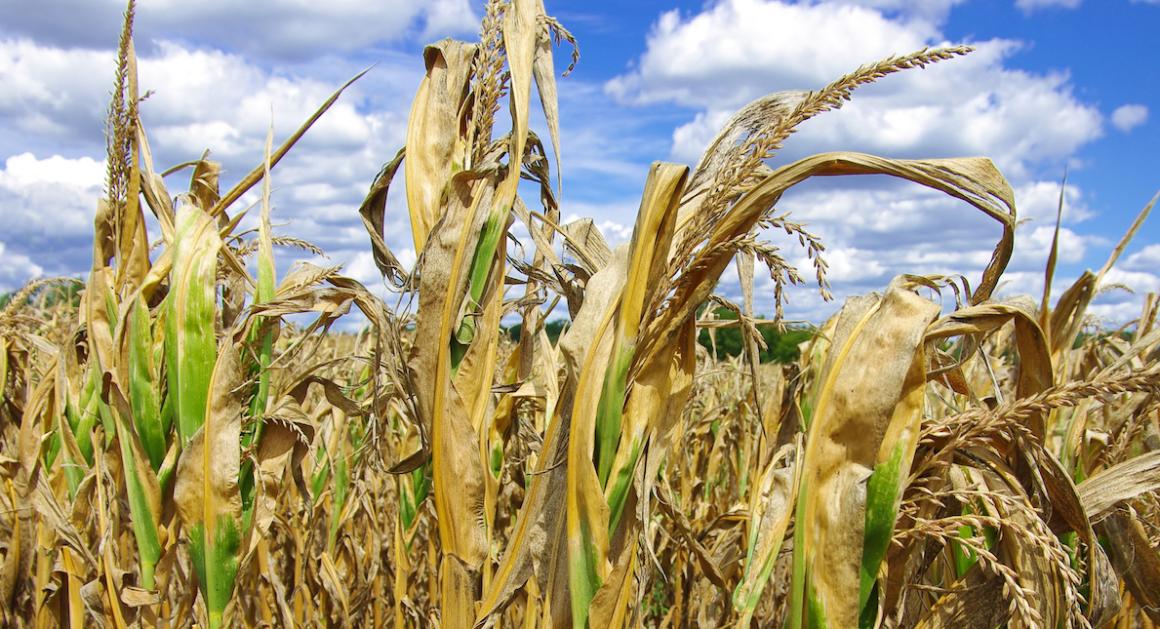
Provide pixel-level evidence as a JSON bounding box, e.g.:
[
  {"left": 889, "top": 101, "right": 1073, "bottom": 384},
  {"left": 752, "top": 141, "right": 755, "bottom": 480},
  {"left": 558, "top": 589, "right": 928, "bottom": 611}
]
[{"left": 0, "top": 1, "right": 1158, "bottom": 627}]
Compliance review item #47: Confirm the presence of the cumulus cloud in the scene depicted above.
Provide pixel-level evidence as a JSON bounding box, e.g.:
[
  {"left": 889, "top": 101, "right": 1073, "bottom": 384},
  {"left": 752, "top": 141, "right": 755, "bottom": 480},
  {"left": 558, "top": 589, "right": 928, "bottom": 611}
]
[
  {"left": 0, "top": 242, "right": 45, "bottom": 293},
  {"left": 605, "top": 0, "right": 935, "bottom": 109},
  {"left": 421, "top": 0, "right": 482, "bottom": 42},
  {"left": 1102, "top": 267, "right": 1160, "bottom": 294},
  {"left": 607, "top": 1, "right": 1101, "bottom": 179},
  {"left": 0, "top": 40, "right": 112, "bottom": 148},
  {"left": 1082, "top": 247, "right": 1160, "bottom": 325},
  {"left": 1123, "top": 244, "right": 1160, "bottom": 272},
  {"left": 134, "top": 42, "right": 401, "bottom": 162},
  {"left": 1014, "top": 179, "right": 1093, "bottom": 223},
  {"left": 0, "top": 152, "right": 104, "bottom": 191},
  {"left": 0, "top": 29, "right": 420, "bottom": 159},
  {"left": 0, "top": 153, "right": 105, "bottom": 284},
  {"left": 1111, "top": 104, "right": 1148, "bottom": 133},
  {"left": 810, "top": 246, "right": 888, "bottom": 283},
  {"left": 0, "top": 0, "right": 478, "bottom": 62}
]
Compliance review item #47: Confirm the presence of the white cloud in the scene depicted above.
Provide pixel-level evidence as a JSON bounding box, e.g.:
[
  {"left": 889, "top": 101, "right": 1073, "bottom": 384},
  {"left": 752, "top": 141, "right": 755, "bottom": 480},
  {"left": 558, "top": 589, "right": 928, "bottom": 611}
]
[
  {"left": 608, "top": 1, "right": 1101, "bottom": 179},
  {"left": 0, "top": 39, "right": 112, "bottom": 145},
  {"left": 1015, "top": 0, "right": 1081, "bottom": 11},
  {"left": 810, "top": 246, "right": 888, "bottom": 283},
  {"left": 1085, "top": 261, "right": 1160, "bottom": 327},
  {"left": 606, "top": 0, "right": 935, "bottom": 109},
  {"left": 344, "top": 247, "right": 417, "bottom": 286},
  {"left": 1100, "top": 267, "right": 1160, "bottom": 294},
  {"left": 134, "top": 42, "right": 395, "bottom": 161},
  {"left": 0, "top": 0, "right": 478, "bottom": 62},
  {"left": 421, "top": 0, "right": 482, "bottom": 41},
  {"left": 0, "top": 36, "right": 414, "bottom": 158},
  {"left": 1123, "top": 244, "right": 1160, "bottom": 272},
  {"left": 1111, "top": 104, "right": 1148, "bottom": 133},
  {"left": 755, "top": 59, "right": 1102, "bottom": 180},
  {"left": 0, "top": 242, "right": 45, "bottom": 293},
  {"left": 1014, "top": 179, "right": 1093, "bottom": 223},
  {"left": 723, "top": 174, "right": 1112, "bottom": 322},
  {"left": 0, "top": 152, "right": 104, "bottom": 237},
  {"left": 1087, "top": 300, "right": 1145, "bottom": 325},
  {"left": 0, "top": 152, "right": 104, "bottom": 188},
  {"left": 0, "top": 153, "right": 104, "bottom": 283},
  {"left": 1012, "top": 224, "right": 1088, "bottom": 266}
]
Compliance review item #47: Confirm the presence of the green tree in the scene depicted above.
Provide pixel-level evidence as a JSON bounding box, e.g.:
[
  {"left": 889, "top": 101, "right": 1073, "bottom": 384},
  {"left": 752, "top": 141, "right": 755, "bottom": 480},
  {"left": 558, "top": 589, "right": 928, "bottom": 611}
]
[{"left": 697, "top": 307, "right": 814, "bottom": 364}]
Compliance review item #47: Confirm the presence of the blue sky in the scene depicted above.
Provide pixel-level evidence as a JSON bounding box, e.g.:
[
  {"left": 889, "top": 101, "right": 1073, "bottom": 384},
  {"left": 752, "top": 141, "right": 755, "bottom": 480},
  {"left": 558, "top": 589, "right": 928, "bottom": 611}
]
[{"left": 0, "top": 0, "right": 1156, "bottom": 324}]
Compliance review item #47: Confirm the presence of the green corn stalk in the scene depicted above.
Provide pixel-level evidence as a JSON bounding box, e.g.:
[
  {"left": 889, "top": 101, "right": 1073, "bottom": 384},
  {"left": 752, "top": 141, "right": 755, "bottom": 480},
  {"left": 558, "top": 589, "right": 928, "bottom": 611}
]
[
  {"left": 952, "top": 514, "right": 979, "bottom": 578},
  {"left": 789, "top": 281, "right": 937, "bottom": 629},
  {"left": 858, "top": 441, "right": 906, "bottom": 625},
  {"left": 453, "top": 209, "right": 509, "bottom": 359},
  {"left": 116, "top": 295, "right": 166, "bottom": 590},
  {"left": 451, "top": 0, "right": 538, "bottom": 367},
  {"left": 732, "top": 441, "right": 799, "bottom": 628},
  {"left": 326, "top": 454, "right": 350, "bottom": 554},
  {"left": 74, "top": 375, "right": 102, "bottom": 463},
  {"left": 54, "top": 413, "right": 86, "bottom": 497},
  {"left": 128, "top": 297, "right": 165, "bottom": 470},
  {"left": 112, "top": 393, "right": 163, "bottom": 590},
  {"left": 166, "top": 202, "right": 240, "bottom": 627},
  {"left": 166, "top": 203, "right": 220, "bottom": 449},
  {"left": 598, "top": 163, "right": 688, "bottom": 536},
  {"left": 175, "top": 342, "right": 244, "bottom": 629},
  {"left": 327, "top": 418, "right": 366, "bottom": 554},
  {"left": 595, "top": 346, "right": 632, "bottom": 489},
  {"left": 157, "top": 387, "right": 177, "bottom": 491},
  {"left": 400, "top": 462, "right": 431, "bottom": 536},
  {"left": 49, "top": 369, "right": 98, "bottom": 472},
  {"left": 310, "top": 448, "right": 331, "bottom": 507},
  {"left": 489, "top": 435, "right": 504, "bottom": 478},
  {"left": 185, "top": 489, "right": 242, "bottom": 629}
]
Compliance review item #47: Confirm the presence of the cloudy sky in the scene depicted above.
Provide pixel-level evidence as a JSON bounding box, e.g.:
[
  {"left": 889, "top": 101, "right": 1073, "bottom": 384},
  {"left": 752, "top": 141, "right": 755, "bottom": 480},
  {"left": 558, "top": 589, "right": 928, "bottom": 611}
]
[{"left": 0, "top": 0, "right": 1156, "bottom": 324}]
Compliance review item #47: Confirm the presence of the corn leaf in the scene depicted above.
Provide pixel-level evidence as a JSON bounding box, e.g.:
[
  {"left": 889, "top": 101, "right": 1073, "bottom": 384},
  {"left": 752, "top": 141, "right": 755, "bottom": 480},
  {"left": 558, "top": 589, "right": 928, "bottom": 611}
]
[{"left": 173, "top": 340, "right": 244, "bottom": 629}]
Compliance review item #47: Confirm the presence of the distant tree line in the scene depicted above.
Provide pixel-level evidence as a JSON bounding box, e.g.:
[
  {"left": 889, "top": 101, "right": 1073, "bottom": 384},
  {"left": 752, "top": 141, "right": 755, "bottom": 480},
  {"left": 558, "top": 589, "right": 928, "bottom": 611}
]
[
  {"left": 506, "top": 319, "right": 570, "bottom": 345},
  {"left": 696, "top": 307, "right": 814, "bottom": 364},
  {"left": 505, "top": 307, "right": 814, "bottom": 365}
]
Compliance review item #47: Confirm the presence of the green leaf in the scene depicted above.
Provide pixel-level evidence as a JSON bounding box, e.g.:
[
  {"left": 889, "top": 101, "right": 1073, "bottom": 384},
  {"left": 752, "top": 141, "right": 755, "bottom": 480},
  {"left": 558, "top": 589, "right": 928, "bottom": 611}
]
[{"left": 166, "top": 202, "right": 221, "bottom": 448}]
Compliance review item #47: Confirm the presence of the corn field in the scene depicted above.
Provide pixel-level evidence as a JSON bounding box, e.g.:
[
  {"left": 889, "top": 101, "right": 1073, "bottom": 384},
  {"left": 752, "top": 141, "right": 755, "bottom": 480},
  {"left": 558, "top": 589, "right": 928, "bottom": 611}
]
[{"left": 1, "top": 1, "right": 1158, "bottom": 627}]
